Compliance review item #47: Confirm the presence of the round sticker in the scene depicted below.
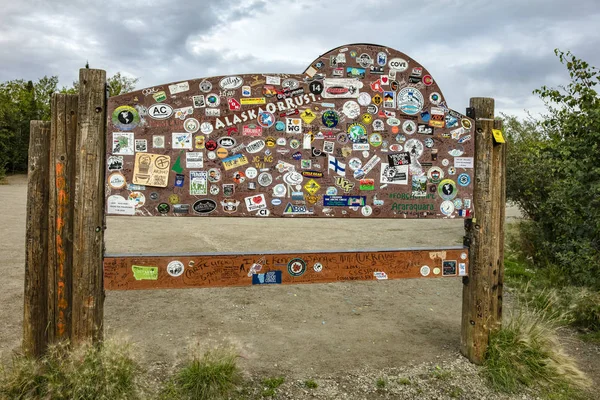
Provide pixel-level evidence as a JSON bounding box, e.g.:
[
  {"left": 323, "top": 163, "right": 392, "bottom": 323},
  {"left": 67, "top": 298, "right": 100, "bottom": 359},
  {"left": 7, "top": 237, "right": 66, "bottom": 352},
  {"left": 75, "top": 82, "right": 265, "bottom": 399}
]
[
  {"left": 289, "top": 139, "right": 300, "bottom": 149},
  {"left": 429, "top": 92, "right": 442, "bottom": 105},
  {"left": 206, "top": 93, "right": 220, "bottom": 107},
  {"left": 199, "top": 80, "right": 212, "bottom": 92},
  {"left": 168, "top": 194, "right": 180, "bottom": 204},
  {"left": 208, "top": 168, "right": 221, "bottom": 183},
  {"left": 283, "top": 171, "right": 303, "bottom": 185},
  {"left": 461, "top": 118, "right": 472, "bottom": 130},
  {"left": 448, "top": 167, "right": 456, "bottom": 175},
  {"left": 347, "top": 123, "right": 367, "bottom": 143},
  {"left": 232, "top": 171, "right": 246, "bottom": 184},
  {"left": 309, "top": 80, "right": 323, "bottom": 95},
  {"left": 149, "top": 192, "right": 159, "bottom": 201},
  {"left": 128, "top": 192, "right": 145, "bottom": 208},
  {"left": 322, "top": 110, "right": 339, "bottom": 128},
  {"left": 348, "top": 158, "right": 362, "bottom": 171},
  {"left": 326, "top": 186, "right": 338, "bottom": 195},
  {"left": 200, "top": 122, "right": 213, "bottom": 135},
  {"left": 257, "top": 111, "right": 275, "bottom": 128},
  {"left": 420, "top": 265, "right": 431, "bottom": 277},
  {"left": 433, "top": 267, "right": 441, "bottom": 275},
  {"left": 397, "top": 87, "right": 424, "bottom": 115},
  {"left": 427, "top": 167, "right": 444, "bottom": 183},
  {"left": 461, "top": 252, "right": 467, "bottom": 260},
  {"left": 245, "top": 167, "right": 258, "bottom": 179},
  {"left": 457, "top": 173, "right": 471, "bottom": 186},
  {"left": 441, "top": 158, "right": 450, "bottom": 166},
  {"left": 216, "top": 148, "right": 228, "bottom": 158},
  {"left": 157, "top": 203, "right": 170, "bottom": 214},
  {"left": 369, "top": 133, "right": 382, "bottom": 147},
  {"left": 402, "top": 120, "right": 416, "bottom": 135},
  {"left": 440, "top": 200, "right": 455, "bottom": 215},
  {"left": 112, "top": 105, "right": 139, "bottom": 131},
  {"left": 207, "top": 151, "right": 216, "bottom": 160},
  {"left": 361, "top": 205, "right": 373, "bottom": 216},
  {"left": 404, "top": 138, "right": 424, "bottom": 159},
  {"left": 453, "top": 198, "right": 463, "bottom": 210},
  {"left": 424, "top": 138, "right": 434, "bottom": 148},
  {"left": 358, "top": 92, "right": 372, "bottom": 106},
  {"left": 342, "top": 101, "right": 361, "bottom": 119},
  {"left": 258, "top": 172, "right": 273, "bottom": 187},
  {"left": 183, "top": 118, "right": 200, "bottom": 133},
  {"left": 423, "top": 75, "right": 434, "bottom": 86},
  {"left": 438, "top": 179, "right": 458, "bottom": 201},
  {"left": 210, "top": 185, "right": 219, "bottom": 195},
  {"left": 287, "top": 258, "right": 306, "bottom": 277},
  {"left": 337, "top": 133, "right": 349, "bottom": 145},
  {"left": 362, "top": 113, "right": 373, "bottom": 124},
  {"left": 275, "top": 121, "right": 285, "bottom": 131},
  {"left": 273, "top": 184, "right": 286, "bottom": 197},
  {"left": 313, "top": 263, "right": 323, "bottom": 272},
  {"left": 108, "top": 172, "right": 126, "bottom": 189},
  {"left": 167, "top": 260, "right": 185, "bottom": 277}
]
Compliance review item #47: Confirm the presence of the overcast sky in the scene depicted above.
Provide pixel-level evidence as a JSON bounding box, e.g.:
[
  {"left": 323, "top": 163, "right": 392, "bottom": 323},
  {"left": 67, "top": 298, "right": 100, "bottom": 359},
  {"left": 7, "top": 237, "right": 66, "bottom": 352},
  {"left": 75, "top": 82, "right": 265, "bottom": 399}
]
[{"left": 1, "top": 0, "right": 599, "bottom": 118}]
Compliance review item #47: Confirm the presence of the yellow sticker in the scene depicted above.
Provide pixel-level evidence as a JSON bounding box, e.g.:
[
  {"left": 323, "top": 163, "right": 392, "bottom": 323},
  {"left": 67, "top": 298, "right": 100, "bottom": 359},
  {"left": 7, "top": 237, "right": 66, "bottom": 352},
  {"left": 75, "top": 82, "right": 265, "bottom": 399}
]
[
  {"left": 304, "top": 179, "right": 321, "bottom": 195},
  {"left": 300, "top": 109, "right": 316, "bottom": 124},
  {"left": 240, "top": 97, "right": 266, "bottom": 105},
  {"left": 492, "top": 129, "right": 505, "bottom": 143}
]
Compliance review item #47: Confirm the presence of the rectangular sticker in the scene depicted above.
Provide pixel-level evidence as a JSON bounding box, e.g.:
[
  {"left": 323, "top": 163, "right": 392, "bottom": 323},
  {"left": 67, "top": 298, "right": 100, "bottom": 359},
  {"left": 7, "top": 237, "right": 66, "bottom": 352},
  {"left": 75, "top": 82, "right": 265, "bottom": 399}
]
[
  {"left": 168, "top": 81, "right": 189, "bottom": 95},
  {"left": 245, "top": 194, "right": 267, "bottom": 212},
  {"left": 172, "top": 132, "right": 193, "bottom": 149},
  {"left": 323, "top": 195, "right": 366, "bottom": 207},
  {"left": 222, "top": 154, "right": 249, "bottom": 171},
  {"left": 186, "top": 152, "right": 204, "bottom": 168},
  {"left": 252, "top": 270, "right": 282, "bottom": 285},
  {"left": 190, "top": 171, "right": 207, "bottom": 195},
  {"left": 132, "top": 265, "right": 158, "bottom": 281},
  {"left": 388, "top": 152, "right": 411, "bottom": 166},
  {"left": 132, "top": 153, "right": 171, "bottom": 187},
  {"left": 454, "top": 157, "right": 474, "bottom": 169},
  {"left": 240, "top": 97, "right": 266, "bottom": 105},
  {"left": 112, "top": 132, "right": 134, "bottom": 155},
  {"left": 107, "top": 195, "right": 135, "bottom": 215},
  {"left": 380, "top": 163, "right": 408, "bottom": 185}
]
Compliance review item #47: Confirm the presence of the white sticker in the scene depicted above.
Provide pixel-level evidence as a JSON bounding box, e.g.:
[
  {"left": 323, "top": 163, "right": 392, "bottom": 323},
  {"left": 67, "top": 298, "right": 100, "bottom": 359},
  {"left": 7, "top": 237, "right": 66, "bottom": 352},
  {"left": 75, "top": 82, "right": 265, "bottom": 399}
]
[
  {"left": 186, "top": 152, "right": 204, "bottom": 168},
  {"left": 374, "top": 271, "right": 388, "bottom": 280},
  {"left": 266, "top": 76, "right": 281, "bottom": 85},
  {"left": 454, "top": 157, "right": 474, "bottom": 169},
  {"left": 112, "top": 132, "right": 134, "bottom": 155},
  {"left": 107, "top": 195, "right": 135, "bottom": 215},
  {"left": 168, "top": 81, "right": 189, "bottom": 95},
  {"left": 420, "top": 265, "right": 431, "bottom": 277},
  {"left": 167, "top": 260, "right": 185, "bottom": 277},
  {"left": 108, "top": 172, "right": 126, "bottom": 189},
  {"left": 459, "top": 263, "right": 467, "bottom": 276}
]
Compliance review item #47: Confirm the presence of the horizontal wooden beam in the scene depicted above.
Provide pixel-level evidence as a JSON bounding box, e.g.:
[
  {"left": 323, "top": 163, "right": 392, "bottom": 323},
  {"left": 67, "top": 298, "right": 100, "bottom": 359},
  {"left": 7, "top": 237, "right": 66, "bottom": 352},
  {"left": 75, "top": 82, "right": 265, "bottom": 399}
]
[{"left": 104, "top": 248, "right": 469, "bottom": 290}]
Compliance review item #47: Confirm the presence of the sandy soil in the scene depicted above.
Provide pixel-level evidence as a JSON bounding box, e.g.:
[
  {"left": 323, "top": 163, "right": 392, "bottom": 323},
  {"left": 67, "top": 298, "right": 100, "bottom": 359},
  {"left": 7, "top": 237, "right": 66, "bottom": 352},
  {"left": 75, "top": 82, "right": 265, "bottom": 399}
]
[{"left": 1, "top": 174, "right": 597, "bottom": 398}]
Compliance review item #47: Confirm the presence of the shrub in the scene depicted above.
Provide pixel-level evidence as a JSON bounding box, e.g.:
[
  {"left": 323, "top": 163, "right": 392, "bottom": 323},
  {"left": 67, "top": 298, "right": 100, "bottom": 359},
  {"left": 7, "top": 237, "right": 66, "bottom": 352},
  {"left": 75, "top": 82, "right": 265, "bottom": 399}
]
[{"left": 0, "top": 340, "right": 141, "bottom": 400}]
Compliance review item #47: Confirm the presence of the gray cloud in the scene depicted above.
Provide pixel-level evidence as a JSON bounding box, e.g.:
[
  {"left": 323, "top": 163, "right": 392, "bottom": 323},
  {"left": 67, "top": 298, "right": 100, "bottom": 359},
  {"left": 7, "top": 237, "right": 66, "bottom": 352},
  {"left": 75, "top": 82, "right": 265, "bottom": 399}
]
[{"left": 0, "top": 0, "right": 598, "bottom": 117}]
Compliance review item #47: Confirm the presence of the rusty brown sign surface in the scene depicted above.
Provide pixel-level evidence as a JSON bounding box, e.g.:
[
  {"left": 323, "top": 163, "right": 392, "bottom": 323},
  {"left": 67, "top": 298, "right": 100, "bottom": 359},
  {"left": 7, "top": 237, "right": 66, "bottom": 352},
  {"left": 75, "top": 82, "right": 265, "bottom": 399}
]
[
  {"left": 105, "top": 43, "right": 474, "bottom": 218},
  {"left": 104, "top": 248, "right": 469, "bottom": 290}
]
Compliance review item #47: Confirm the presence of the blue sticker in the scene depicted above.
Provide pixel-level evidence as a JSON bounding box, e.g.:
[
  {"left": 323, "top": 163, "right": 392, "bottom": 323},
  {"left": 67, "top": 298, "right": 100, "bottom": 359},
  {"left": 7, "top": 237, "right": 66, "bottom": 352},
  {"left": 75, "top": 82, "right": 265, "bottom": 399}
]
[
  {"left": 252, "top": 270, "right": 282, "bottom": 285},
  {"left": 457, "top": 173, "right": 471, "bottom": 186},
  {"left": 174, "top": 174, "right": 184, "bottom": 187},
  {"left": 275, "top": 121, "right": 285, "bottom": 131},
  {"left": 323, "top": 195, "right": 366, "bottom": 207}
]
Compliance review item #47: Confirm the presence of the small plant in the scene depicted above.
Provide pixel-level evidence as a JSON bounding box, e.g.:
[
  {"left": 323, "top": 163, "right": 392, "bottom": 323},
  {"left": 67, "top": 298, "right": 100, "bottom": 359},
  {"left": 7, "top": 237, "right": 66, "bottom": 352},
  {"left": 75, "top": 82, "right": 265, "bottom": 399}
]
[
  {"left": 398, "top": 377, "right": 411, "bottom": 385},
  {"left": 304, "top": 379, "right": 318, "bottom": 389},
  {"left": 376, "top": 377, "right": 386, "bottom": 389},
  {"left": 430, "top": 365, "right": 452, "bottom": 381},
  {"left": 448, "top": 386, "right": 464, "bottom": 398},
  {"left": 483, "top": 307, "right": 591, "bottom": 395},
  {"left": 160, "top": 347, "right": 241, "bottom": 400},
  {"left": 0, "top": 340, "right": 141, "bottom": 400},
  {"left": 261, "top": 376, "right": 284, "bottom": 398}
]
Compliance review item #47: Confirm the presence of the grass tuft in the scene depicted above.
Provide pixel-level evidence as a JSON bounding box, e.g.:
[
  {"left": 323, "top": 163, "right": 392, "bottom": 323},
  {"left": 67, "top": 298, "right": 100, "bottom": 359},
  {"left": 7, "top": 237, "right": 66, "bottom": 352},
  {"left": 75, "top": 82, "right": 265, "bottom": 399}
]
[
  {"left": 483, "top": 306, "right": 591, "bottom": 395},
  {"left": 0, "top": 340, "right": 141, "bottom": 400},
  {"left": 304, "top": 379, "right": 318, "bottom": 389},
  {"left": 376, "top": 377, "right": 386, "bottom": 389},
  {"left": 430, "top": 365, "right": 452, "bottom": 381},
  {"left": 159, "top": 347, "right": 241, "bottom": 400},
  {"left": 397, "top": 377, "right": 411, "bottom": 385},
  {"left": 261, "top": 376, "right": 284, "bottom": 398}
]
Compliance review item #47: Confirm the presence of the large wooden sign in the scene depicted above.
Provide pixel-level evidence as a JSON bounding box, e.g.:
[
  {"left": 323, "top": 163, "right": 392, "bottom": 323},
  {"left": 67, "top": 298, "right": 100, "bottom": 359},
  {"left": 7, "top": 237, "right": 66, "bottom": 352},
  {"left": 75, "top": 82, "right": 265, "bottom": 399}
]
[
  {"left": 104, "top": 248, "right": 469, "bottom": 290},
  {"left": 105, "top": 44, "right": 474, "bottom": 218}
]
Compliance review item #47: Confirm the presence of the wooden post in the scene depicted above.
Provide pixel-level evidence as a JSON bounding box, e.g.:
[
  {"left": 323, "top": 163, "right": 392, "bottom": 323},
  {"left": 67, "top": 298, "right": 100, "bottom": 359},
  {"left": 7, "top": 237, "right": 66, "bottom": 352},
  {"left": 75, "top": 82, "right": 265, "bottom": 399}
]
[
  {"left": 493, "top": 120, "right": 506, "bottom": 323},
  {"left": 47, "top": 94, "right": 78, "bottom": 343},
  {"left": 71, "top": 69, "right": 107, "bottom": 345},
  {"left": 23, "top": 121, "right": 51, "bottom": 357},
  {"left": 461, "top": 97, "right": 503, "bottom": 364}
]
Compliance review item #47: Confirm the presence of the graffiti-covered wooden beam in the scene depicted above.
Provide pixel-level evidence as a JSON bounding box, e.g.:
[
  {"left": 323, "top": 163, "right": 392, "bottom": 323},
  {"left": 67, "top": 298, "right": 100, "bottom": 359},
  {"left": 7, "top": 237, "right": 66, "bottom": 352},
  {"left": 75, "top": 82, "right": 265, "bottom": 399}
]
[{"left": 104, "top": 247, "right": 469, "bottom": 290}]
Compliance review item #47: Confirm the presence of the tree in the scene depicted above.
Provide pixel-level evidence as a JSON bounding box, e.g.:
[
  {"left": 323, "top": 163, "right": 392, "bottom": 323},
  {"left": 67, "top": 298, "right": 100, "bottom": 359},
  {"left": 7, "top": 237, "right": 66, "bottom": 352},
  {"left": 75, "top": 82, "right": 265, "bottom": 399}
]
[{"left": 62, "top": 72, "right": 139, "bottom": 97}]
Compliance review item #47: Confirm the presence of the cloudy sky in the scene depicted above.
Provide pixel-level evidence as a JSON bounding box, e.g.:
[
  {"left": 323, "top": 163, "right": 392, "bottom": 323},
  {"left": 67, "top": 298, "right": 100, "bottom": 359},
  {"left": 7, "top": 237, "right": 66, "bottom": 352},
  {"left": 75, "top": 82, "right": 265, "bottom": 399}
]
[{"left": 1, "top": 0, "right": 599, "bottom": 118}]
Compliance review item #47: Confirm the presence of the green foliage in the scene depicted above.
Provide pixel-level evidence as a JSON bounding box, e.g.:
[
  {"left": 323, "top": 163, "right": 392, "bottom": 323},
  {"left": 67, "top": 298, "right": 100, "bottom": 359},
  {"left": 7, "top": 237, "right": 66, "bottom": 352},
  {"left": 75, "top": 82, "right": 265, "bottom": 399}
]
[
  {"left": 158, "top": 347, "right": 241, "bottom": 400},
  {"left": 504, "top": 50, "right": 600, "bottom": 289},
  {"left": 0, "top": 72, "right": 137, "bottom": 176},
  {"left": 430, "top": 365, "right": 452, "bottom": 381},
  {"left": 483, "top": 306, "right": 590, "bottom": 396},
  {"left": 260, "top": 376, "right": 284, "bottom": 397},
  {"left": 375, "top": 377, "right": 386, "bottom": 388},
  {"left": 304, "top": 379, "right": 318, "bottom": 389},
  {"left": 0, "top": 341, "right": 141, "bottom": 400},
  {"left": 397, "top": 377, "right": 411, "bottom": 385}
]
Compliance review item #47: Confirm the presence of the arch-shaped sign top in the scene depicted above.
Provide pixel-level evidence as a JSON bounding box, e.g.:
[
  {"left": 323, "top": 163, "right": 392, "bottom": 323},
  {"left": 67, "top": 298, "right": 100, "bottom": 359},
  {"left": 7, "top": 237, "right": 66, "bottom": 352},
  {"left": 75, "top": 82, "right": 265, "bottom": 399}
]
[{"left": 105, "top": 43, "right": 474, "bottom": 218}]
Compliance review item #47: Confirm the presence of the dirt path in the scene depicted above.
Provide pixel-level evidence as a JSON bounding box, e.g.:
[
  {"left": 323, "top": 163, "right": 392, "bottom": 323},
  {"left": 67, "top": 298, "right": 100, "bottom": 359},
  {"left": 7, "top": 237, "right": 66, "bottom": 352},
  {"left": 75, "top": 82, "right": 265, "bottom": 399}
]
[{"left": 2, "top": 174, "right": 597, "bottom": 399}]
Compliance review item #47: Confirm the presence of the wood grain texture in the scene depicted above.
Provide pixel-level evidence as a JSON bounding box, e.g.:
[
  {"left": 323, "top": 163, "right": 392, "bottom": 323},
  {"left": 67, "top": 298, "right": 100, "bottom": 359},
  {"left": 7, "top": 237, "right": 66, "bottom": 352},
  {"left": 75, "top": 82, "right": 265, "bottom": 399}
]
[
  {"left": 104, "top": 248, "right": 469, "bottom": 290},
  {"left": 47, "top": 94, "right": 78, "bottom": 343},
  {"left": 72, "top": 69, "right": 107, "bottom": 345},
  {"left": 493, "top": 119, "right": 506, "bottom": 324},
  {"left": 460, "top": 98, "right": 496, "bottom": 364},
  {"left": 23, "top": 121, "right": 51, "bottom": 357}
]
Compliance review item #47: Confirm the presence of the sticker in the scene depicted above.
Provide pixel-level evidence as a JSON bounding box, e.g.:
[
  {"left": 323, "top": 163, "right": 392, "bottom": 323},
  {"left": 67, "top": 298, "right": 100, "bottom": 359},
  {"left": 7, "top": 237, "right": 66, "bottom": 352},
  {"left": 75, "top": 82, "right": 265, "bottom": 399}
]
[
  {"left": 429, "top": 92, "right": 442, "bottom": 105},
  {"left": 172, "top": 132, "right": 193, "bottom": 149},
  {"left": 374, "top": 271, "right": 388, "bottom": 280},
  {"left": 427, "top": 166, "right": 444, "bottom": 183},
  {"left": 220, "top": 198, "right": 240, "bottom": 213},
  {"left": 186, "top": 152, "right": 204, "bottom": 168},
  {"left": 438, "top": 179, "right": 457, "bottom": 201},
  {"left": 192, "top": 95, "right": 205, "bottom": 108},
  {"left": 232, "top": 171, "right": 246, "bottom": 184},
  {"left": 219, "top": 76, "right": 243, "bottom": 90},
  {"left": 190, "top": 171, "right": 208, "bottom": 195},
  {"left": 107, "top": 156, "right": 123, "bottom": 171},
  {"left": 433, "top": 267, "right": 441, "bottom": 275},
  {"left": 412, "top": 176, "right": 427, "bottom": 197},
  {"left": 252, "top": 270, "right": 283, "bottom": 285},
  {"left": 132, "top": 265, "right": 158, "bottom": 281},
  {"left": 240, "top": 97, "right": 266, "bottom": 105},
  {"left": 287, "top": 258, "right": 306, "bottom": 277},
  {"left": 397, "top": 87, "right": 424, "bottom": 115},
  {"left": 322, "top": 195, "right": 366, "bottom": 207},
  {"left": 440, "top": 200, "right": 455, "bottom": 216},
  {"left": 244, "top": 194, "right": 267, "bottom": 212},
  {"left": 199, "top": 80, "right": 212, "bottom": 92},
  {"left": 125, "top": 192, "right": 144, "bottom": 210},
  {"left": 206, "top": 93, "right": 220, "bottom": 107},
  {"left": 420, "top": 265, "right": 431, "bottom": 276},
  {"left": 388, "top": 152, "right": 411, "bottom": 166},
  {"left": 388, "top": 57, "right": 409, "bottom": 72},
  {"left": 192, "top": 199, "right": 217, "bottom": 214},
  {"left": 156, "top": 203, "right": 170, "bottom": 214},
  {"left": 153, "top": 135, "right": 165, "bottom": 149},
  {"left": 200, "top": 122, "right": 213, "bottom": 135},
  {"left": 458, "top": 263, "right": 467, "bottom": 276},
  {"left": 147, "top": 103, "right": 173, "bottom": 120},
  {"left": 454, "top": 157, "right": 474, "bottom": 169},
  {"left": 457, "top": 173, "right": 471, "bottom": 186},
  {"left": 380, "top": 163, "right": 408, "bottom": 185},
  {"left": 361, "top": 205, "right": 373, "bottom": 216},
  {"left": 112, "top": 105, "right": 139, "bottom": 131},
  {"left": 258, "top": 172, "right": 273, "bottom": 187},
  {"left": 112, "top": 132, "right": 134, "bottom": 155},
  {"left": 402, "top": 120, "right": 417, "bottom": 135},
  {"left": 404, "top": 138, "right": 424, "bottom": 159},
  {"left": 257, "top": 111, "right": 275, "bottom": 128},
  {"left": 313, "top": 262, "right": 323, "bottom": 272},
  {"left": 132, "top": 153, "right": 171, "bottom": 187},
  {"left": 461, "top": 252, "right": 467, "bottom": 260},
  {"left": 167, "top": 261, "right": 185, "bottom": 277},
  {"left": 286, "top": 118, "right": 302, "bottom": 134},
  {"left": 222, "top": 154, "right": 249, "bottom": 170},
  {"left": 321, "top": 78, "right": 363, "bottom": 99},
  {"left": 443, "top": 260, "right": 457, "bottom": 276},
  {"left": 183, "top": 118, "right": 200, "bottom": 133},
  {"left": 492, "top": 129, "right": 505, "bottom": 143},
  {"left": 107, "top": 195, "right": 135, "bottom": 215},
  {"left": 223, "top": 183, "right": 234, "bottom": 196},
  {"left": 135, "top": 139, "right": 147, "bottom": 152},
  {"left": 168, "top": 81, "right": 189, "bottom": 94},
  {"left": 342, "top": 101, "right": 361, "bottom": 118}
]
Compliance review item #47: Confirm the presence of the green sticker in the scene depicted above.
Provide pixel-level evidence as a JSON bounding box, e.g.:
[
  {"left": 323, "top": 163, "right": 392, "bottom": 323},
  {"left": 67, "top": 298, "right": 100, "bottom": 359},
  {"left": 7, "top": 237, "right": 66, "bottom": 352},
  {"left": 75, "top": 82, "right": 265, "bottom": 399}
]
[
  {"left": 132, "top": 265, "right": 158, "bottom": 281},
  {"left": 171, "top": 150, "right": 184, "bottom": 174}
]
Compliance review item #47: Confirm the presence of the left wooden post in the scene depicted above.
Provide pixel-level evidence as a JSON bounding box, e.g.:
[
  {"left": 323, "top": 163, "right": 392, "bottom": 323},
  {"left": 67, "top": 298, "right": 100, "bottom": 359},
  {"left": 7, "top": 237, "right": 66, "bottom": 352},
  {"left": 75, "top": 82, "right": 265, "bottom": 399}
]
[{"left": 23, "top": 121, "right": 51, "bottom": 357}]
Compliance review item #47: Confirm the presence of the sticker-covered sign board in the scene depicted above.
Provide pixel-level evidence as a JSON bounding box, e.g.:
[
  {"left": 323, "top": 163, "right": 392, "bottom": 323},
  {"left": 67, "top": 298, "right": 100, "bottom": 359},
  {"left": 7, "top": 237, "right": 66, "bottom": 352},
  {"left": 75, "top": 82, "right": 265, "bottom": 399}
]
[{"left": 106, "top": 44, "right": 475, "bottom": 218}]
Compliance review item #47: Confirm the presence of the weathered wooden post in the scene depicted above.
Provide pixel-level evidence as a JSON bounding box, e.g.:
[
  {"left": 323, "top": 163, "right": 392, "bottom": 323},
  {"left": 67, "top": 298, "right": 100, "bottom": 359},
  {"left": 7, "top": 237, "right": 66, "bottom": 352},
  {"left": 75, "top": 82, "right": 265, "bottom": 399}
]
[
  {"left": 47, "top": 94, "right": 78, "bottom": 343},
  {"left": 71, "top": 69, "right": 107, "bottom": 344},
  {"left": 23, "top": 121, "right": 51, "bottom": 357},
  {"left": 461, "top": 97, "right": 505, "bottom": 364}
]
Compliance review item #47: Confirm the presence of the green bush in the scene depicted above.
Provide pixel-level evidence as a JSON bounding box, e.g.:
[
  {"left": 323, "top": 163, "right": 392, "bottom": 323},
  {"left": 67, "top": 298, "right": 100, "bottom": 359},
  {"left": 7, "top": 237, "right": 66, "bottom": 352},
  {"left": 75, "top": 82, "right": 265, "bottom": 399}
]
[
  {"left": 0, "top": 341, "right": 141, "bottom": 400},
  {"left": 483, "top": 307, "right": 590, "bottom": 397},
  {"left": 159, "top": 347, "right": 241, "bottom": 400},
  {"left": 504, "top": 50, "right": 600, "bottom": 289}
]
